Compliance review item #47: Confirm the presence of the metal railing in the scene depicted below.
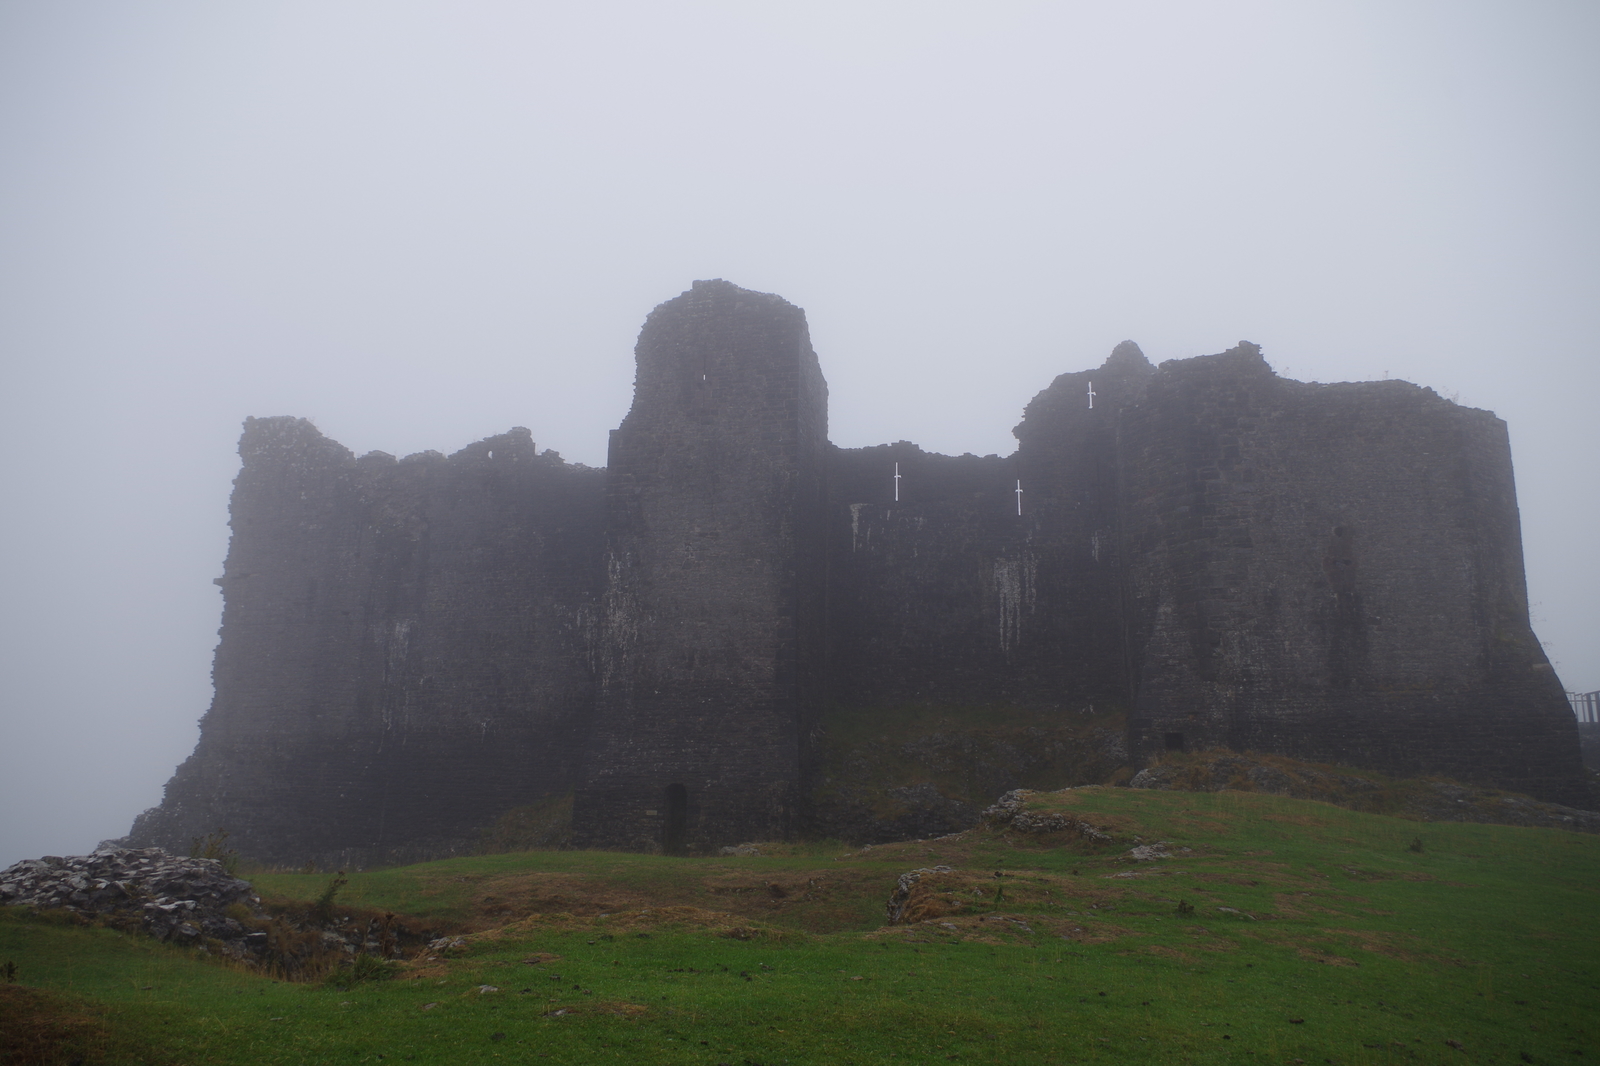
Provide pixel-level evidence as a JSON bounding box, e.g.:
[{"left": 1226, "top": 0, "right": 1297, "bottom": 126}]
[{"left": 1569, "top": 690, "right": 1600, "bottom": 724}]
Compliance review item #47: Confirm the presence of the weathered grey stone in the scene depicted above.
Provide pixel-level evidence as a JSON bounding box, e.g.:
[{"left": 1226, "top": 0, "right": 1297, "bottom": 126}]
[
  {"left": 121, "top": 283, "right": 1588, "bottom": 865},
  {"left": 981, "top": 789, "right": 1114, "bottom": 842},
  {"left": 0, "top": 847, "right": 259, "bottom": 945},
  {"left": 885, "top": 865, "right": 955, "bottom": 925}
]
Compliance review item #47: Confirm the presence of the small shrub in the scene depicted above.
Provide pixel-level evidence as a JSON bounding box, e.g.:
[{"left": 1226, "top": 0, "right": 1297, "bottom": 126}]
[
  {"left": 333, "top": 953, "right": 396, "bottom": 985},
  {"left": 477, "top": 793, "right": 574, "bottom": 853},
  {"left": 248, "top": 914, "right": 344, "bottom": 982},
  {"left": 189, "top": 828, "right": 241, "bottom": 876},
  {"left": 311, "top": 871, "right": 349, "bottom": 923}
]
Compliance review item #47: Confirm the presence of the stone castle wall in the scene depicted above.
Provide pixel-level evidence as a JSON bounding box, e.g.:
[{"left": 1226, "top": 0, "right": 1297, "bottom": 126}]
[
  {"left": 130, "top": 418, "right": 604, "bottom": 866},
  {"left": 1113, "top": 344, "right": 1582, "bottom": 804},
  {"left": 128, "top": 281, "right": 1588, "bottom": 863}
]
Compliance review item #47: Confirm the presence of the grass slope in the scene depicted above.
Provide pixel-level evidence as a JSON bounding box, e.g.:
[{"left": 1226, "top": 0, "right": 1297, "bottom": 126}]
[{"left": 3, "top": 788, "right": 1597, "bottom": 1065}]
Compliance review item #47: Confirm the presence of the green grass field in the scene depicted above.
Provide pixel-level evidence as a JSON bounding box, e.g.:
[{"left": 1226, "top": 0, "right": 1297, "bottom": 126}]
[{"left": 4, "top": 787, "right": 1597, "bottom": 1065}]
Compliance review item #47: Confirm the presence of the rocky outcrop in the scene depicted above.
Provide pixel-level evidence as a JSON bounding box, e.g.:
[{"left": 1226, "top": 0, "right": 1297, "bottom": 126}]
[
  {"left": 0, "top": 847, "right": 260, "bottom": 946},
  {"left": 885, "top": 866, "right": 955, "bottom": 925},
  {"left": 980, "top": 789, "right": 1114, "bottom": 841},
  {"left": 2, "top": 848, "right": 431, "bottom": 978}
]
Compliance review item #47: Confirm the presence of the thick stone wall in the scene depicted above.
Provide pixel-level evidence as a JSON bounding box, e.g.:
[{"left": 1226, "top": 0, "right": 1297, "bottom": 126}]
[
  {"left": 821, "top": 343, "right": 1154, "bottom": 717},
  {"left": 824, "top": 443, "right": 1024, "bottom": 708},
  {"left": 572, "top": 280, "right": 828, "bottom": 852},
  {"left": 129, "top": 418, "right": 604, "bottom": 866},
  {"left": 1113, "top": 344, "right": 1584, "bottom": 806}
]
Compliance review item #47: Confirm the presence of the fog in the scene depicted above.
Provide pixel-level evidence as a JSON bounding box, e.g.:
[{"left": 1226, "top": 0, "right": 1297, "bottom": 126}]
[{"left": 2, "top": 1, "right": 1595, "bottom": 868}]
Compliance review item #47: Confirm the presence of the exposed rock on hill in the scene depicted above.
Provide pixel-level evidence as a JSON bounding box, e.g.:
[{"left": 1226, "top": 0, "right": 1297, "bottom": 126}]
[
  {"left": 2, "top": 847, "right": 431, "bottom": 978},
  {"left": 980, "top": 789, "right": 1114, "bottom": 841},
  {"left": 0, "top": 847, "right": 260, "bottom": 946}
]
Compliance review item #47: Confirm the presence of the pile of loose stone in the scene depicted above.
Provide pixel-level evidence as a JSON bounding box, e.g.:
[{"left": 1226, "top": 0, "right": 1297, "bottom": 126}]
[
  {"left": 980, "top": 788, "right": 1114, "bottom": 842},
  {"left": 0, "top": 846, "right": 265, "bottom": 950},
  {"left": 2, "top": 846, "right": 426, "bottom": 974}
]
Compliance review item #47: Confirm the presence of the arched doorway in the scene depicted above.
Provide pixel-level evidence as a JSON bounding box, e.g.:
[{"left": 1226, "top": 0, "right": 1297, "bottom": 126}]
[{"left": 663, "top": 783, "right": 688, "bottom": 855}]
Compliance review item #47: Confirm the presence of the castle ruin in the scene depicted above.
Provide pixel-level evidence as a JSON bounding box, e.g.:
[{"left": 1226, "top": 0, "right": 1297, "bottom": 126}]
[{"left": 128, "top": 280, "right": 1586, "bottom": 863}]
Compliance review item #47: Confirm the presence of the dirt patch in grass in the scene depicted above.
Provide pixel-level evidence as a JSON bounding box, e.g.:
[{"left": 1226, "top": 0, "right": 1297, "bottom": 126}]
[
  {"left": 0, "top": 983, "right": 166, "bottom": 1066},
  {"left": 479, "top": 905, "right": 789, "bottom": 942},
  {"left": 394, "top": 863, "right": 901, "bottom": 936},
  {"left": 1326, "top": 928, "right": 1441, "bottom": 963},
  {"left": 1140, "top": 945, "right": 1197, "bottom": 962},
  {"left": 467, "top": 871, "right": 646, "bottom": 919},
  {"left": 396, "top": 959, "right": 454, "bottom": 981},
  {"left": 542, "top": 1000, "right": 651, "bottom": 1018},
  {"left": 1262, "top": 813, "right": 1335, "bottom": 827}
]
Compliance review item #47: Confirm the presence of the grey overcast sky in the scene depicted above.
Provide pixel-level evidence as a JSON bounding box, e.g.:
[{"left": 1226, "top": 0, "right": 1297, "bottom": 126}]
[{"left": 1, "top": 1, "right": 1596, "bottom": 867}]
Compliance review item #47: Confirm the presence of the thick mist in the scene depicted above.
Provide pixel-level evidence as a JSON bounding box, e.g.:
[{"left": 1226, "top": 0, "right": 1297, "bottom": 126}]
[{"left": 1, "top": 0, "right": 1595, "bottom": 867}]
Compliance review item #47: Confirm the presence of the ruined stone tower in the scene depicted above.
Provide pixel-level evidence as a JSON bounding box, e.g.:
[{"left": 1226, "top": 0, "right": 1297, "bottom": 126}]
[
  {"left": 572, "top": 280, "right": 828, "bottom": 851},
  {"left": 1111, "top": 343, "right": 1577, "bottom": 795}
]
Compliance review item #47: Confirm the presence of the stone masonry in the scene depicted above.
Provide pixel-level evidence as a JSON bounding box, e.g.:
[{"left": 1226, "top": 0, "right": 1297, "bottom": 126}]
[{"left": 127, "top": 281, "right": 1588, "bottom": 864}]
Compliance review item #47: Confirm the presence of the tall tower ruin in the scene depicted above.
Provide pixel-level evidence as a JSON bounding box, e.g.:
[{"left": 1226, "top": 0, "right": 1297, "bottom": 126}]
[{"left": 572, "top": 280, "right": 829, "bottom": 851}]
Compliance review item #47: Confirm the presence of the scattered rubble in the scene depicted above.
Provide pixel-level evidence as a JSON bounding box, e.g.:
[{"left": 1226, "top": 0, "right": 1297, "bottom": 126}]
[
  {"left": 0, "top": 847, "right": 260, "bottom": 947},
  {"left": 1, "top": 846, "right": 424, "bottom": 975},
  {"left": 427, "top": 936, "right": 470, "bottom": 956},
  {"left": 980, "top": 789, "right": 1114, "bottom": 842}
]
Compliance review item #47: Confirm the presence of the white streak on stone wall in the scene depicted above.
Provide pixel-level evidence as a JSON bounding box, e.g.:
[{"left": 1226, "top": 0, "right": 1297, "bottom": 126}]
[{"left": 994, "top": 553, "right": 1037, "bottom": 654}]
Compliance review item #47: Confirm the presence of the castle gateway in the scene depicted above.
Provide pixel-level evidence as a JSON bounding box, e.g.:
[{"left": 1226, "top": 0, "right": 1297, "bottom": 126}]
[{"left": 129, "top": 281, "right": 1585, "bottom": 864}]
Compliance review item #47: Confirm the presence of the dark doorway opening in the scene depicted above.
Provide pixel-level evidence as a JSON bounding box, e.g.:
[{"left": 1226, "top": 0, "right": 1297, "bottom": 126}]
[
  {"left": 663, "top": 783, "right": 688, "bottom": 855},
  {"left": 1163, "top": 732, "right": 1186, "bottom": 752}
]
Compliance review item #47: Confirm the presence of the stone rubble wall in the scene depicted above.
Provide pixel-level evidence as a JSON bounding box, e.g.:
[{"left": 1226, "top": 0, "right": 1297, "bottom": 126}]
[
  {"left": 979, "top": 789, "right": 1114, "bottom": 841},
  {"left": 0, "top": 847, "right": 260, "bottom": 947},
  {"left": 2, "top": 847, "right": 430, "bottom": 974}
]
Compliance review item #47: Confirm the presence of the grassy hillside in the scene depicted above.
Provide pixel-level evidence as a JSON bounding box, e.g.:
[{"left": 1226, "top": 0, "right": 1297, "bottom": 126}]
[{"left": 4, "top": 787, "right": 1598, "bottom": 1065}]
